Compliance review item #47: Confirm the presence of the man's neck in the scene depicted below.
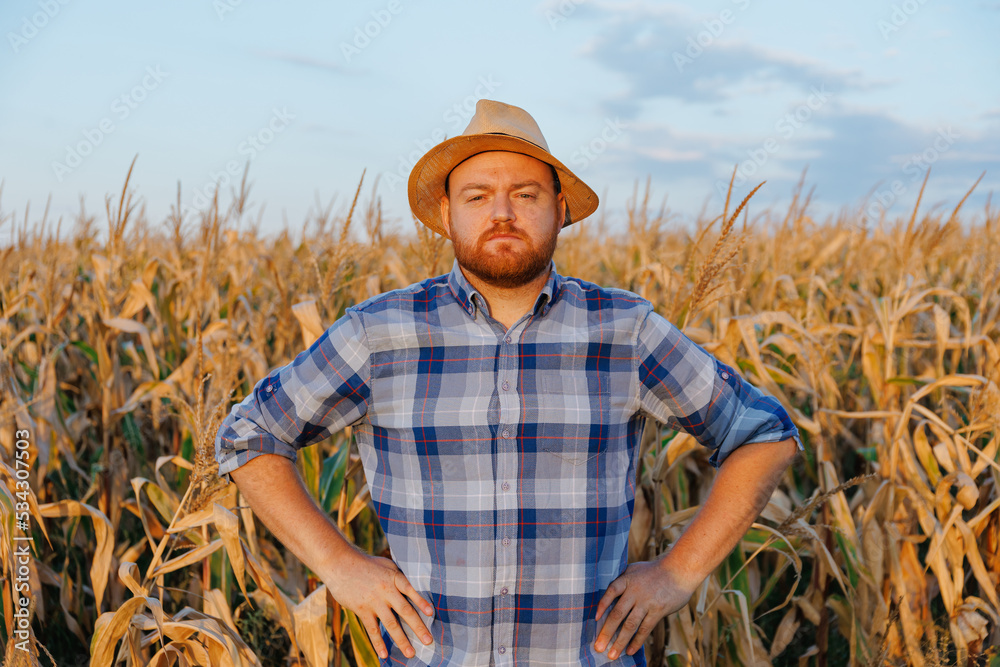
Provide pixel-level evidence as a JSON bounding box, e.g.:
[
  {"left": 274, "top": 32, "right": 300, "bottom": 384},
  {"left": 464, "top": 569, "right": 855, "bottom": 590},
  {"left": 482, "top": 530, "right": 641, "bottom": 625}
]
[{"left": 459, "top": 264, "right": 551, "bottom": 331}]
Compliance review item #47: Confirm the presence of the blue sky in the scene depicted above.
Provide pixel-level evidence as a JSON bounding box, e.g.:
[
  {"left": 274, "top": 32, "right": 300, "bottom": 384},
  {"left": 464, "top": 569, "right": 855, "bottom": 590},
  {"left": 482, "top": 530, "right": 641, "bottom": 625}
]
[{"left": 1, "top": 0, "right": 998, "bottom": 240}]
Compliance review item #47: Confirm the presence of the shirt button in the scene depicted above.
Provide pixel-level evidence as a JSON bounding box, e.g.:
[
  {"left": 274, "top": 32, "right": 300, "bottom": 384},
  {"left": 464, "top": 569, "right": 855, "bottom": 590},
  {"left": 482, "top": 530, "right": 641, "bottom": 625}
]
[
  {"left": 498, "top": 646, "right": 506, "bottom": 654},
  {"left": 721, "top": 371, "right": 730, "bottom": 380},
  {"left": 502, "top": 429, "right": 510, "bottom": 439},
  {"left": 501, "top": 482, "right": 510, "bottom": 491},
  {"left": 505, "top": 336, "right": 512, "bottom": 344},
  {"left": 500, "top": 587, "right": 508, "bottom": 595},
  {"left": 265, "top": 385, "right": 273, "bottom": 392},
  {"left": 502, "top": 537, "right": 511, "bottom": 546},
  {"left": 502, "top": 380, "right": 510, "bottom": 391}
]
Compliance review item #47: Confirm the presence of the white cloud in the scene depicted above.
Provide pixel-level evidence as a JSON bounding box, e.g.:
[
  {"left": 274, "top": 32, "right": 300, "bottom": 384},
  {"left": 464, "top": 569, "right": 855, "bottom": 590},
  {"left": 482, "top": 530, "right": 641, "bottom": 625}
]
[{"left": 580, "top": 3, "right": 871, "bottom": 110}]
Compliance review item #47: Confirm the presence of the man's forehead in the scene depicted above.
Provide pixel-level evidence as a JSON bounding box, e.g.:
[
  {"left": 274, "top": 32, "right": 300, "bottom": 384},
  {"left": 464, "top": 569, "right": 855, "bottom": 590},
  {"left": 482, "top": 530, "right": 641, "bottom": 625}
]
[
  {"left": 447, "top": 151, "right": 558, "bottom": 194},
  {"left": 451, "top": 150, "right": 551, "bottom": 175}
]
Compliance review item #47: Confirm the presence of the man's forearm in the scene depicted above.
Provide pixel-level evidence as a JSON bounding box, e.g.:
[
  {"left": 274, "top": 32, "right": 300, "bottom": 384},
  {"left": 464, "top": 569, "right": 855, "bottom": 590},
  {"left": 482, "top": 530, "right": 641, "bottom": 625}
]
[
  {"left": 656, "top": 437, "right": 798, "bottom": 587},
  {"left": 229, "top": 453, "right": 362, "bottom": 583},
  {"left": 231, "top": 453, "right": 437, "bottom": 659}
]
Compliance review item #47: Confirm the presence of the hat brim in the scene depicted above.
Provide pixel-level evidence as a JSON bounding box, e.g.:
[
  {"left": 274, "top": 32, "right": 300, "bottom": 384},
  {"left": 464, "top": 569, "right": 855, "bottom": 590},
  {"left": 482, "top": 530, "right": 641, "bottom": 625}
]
[{"left": 408, "top": 134, "right": 599, "bottom": 239}]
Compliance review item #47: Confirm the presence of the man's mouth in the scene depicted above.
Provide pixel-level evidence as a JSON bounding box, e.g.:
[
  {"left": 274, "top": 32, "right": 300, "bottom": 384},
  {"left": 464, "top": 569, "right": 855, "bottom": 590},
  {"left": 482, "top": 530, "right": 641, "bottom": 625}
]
[{"left": 486, "top": 230, "right": 523, "bottom": 241}]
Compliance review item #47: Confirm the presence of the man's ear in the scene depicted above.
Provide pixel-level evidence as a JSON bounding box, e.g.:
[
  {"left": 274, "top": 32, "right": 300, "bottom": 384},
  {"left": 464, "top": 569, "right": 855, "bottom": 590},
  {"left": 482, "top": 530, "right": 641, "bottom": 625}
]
[
  {"left": 440, "top": 195, "right": 452, "bottom": 238},
  {"left": 556, "top": 192, "right": 568, "bottom": 228}
]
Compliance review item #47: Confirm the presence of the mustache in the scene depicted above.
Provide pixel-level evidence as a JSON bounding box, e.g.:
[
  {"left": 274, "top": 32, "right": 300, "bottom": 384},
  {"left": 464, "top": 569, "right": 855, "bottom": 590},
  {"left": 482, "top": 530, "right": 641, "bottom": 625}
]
[{"left": 481, "top": 225, "right": 525, "bottom": 242}]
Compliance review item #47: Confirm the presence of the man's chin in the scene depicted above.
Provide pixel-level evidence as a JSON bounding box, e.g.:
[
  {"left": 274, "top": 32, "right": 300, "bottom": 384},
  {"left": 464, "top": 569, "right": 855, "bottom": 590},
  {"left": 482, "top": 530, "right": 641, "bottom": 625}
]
[
  {"left": 461, "top": 257, "right": 551, "bottom": 288},
  {"left": 473, "top": 245, "right": 531, "bottom": 268},
  {"left": 453, "top": 233, "right": 557, "bottom": 289}
]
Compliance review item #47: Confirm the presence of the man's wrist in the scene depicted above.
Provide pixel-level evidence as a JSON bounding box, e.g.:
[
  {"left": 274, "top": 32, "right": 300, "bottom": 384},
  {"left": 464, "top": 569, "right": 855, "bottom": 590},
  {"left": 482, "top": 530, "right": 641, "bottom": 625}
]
[
  {"left": 654, "top": 548, "right": 707, "bottom": 594},
  {"left": 314, "top": 533, "right": 368, "bottom": 585}
]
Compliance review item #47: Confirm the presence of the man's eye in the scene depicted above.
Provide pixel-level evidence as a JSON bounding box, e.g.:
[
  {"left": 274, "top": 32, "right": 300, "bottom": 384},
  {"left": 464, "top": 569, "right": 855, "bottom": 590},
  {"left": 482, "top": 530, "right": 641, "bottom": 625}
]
[
  {"left": 517, "top": 193, "right": 535, "bottom": 199},
  {"left": 468, "top": 195, "right": 483, "bottom": 202}
]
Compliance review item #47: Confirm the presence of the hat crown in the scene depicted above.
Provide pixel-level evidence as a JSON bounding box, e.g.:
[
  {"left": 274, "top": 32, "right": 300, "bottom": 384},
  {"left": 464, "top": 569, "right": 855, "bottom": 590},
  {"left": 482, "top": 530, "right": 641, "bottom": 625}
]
[{"left": 462, "top": 99, "right": 550, "bottom": 153}]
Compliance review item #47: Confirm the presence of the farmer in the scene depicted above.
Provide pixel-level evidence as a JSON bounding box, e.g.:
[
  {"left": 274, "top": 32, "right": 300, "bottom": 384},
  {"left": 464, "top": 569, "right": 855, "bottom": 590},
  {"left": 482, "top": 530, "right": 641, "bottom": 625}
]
[{"left": 215, "top": 99, "right": 801, "bottom": 666}]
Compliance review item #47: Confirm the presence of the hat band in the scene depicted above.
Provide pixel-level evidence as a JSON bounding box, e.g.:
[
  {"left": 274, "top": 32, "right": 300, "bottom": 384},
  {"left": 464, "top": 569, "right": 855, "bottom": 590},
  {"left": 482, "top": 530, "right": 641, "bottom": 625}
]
[{"left": 482, "top": 132, "right": 547, "bottom": 152}]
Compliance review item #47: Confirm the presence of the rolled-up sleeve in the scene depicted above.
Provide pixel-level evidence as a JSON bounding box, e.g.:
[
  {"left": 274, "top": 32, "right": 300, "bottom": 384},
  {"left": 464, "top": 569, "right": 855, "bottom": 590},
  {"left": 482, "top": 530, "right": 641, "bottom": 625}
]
[
  {"left": 215, "top": 307, "right": 371, "bottom": 483},
  {"left": 636, "top": 307, "right": 801, "bottom": 468}
]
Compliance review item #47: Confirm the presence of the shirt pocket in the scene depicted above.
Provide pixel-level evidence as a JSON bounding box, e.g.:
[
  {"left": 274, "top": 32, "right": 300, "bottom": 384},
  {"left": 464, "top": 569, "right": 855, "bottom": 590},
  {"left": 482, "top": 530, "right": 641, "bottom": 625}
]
[
  {"left": 537, "top": 372, "right": 604, "bottom": 467},
  {"left": 543, "top": 447, "right": 601, "bottom": 467}
]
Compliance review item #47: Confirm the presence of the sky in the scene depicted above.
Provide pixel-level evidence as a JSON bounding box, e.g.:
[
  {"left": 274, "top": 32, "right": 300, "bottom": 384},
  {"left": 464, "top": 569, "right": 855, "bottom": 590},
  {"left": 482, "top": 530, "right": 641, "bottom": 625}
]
[{"left": 1, "top": 0, "right": 998, "bottom": 242}]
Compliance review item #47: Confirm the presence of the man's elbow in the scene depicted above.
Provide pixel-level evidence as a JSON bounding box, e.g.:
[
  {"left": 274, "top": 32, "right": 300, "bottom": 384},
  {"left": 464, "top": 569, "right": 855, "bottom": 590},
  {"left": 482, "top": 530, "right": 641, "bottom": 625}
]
[
  {"left": 734, "top": 436, "right": 799, "bottom": 469},
  {"left": 228, "top": 452, "right": 297, "bottom": 490},
  {"left": 775, "top": 436, "right": 800, "bottom": 469}
]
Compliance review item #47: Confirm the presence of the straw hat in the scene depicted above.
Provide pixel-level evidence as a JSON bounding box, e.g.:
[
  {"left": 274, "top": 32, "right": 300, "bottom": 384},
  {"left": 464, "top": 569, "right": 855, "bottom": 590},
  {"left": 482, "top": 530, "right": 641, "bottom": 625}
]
[{"left": 407, "top": 99, "right": 599, "bottom": 239}]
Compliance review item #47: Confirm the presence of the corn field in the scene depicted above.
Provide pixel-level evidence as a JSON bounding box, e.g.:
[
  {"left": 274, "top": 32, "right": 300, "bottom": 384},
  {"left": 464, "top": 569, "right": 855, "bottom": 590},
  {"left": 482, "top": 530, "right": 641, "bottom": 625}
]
[{"left": 0, "top": 166, "right": 998, "bottom": 666}]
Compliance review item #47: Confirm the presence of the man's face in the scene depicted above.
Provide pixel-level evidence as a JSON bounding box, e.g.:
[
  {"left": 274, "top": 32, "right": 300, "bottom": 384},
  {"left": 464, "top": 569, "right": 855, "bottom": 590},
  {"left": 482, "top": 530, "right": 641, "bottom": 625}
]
[{"left": 440, "top": 151, "right": 566, "bottom": 289}]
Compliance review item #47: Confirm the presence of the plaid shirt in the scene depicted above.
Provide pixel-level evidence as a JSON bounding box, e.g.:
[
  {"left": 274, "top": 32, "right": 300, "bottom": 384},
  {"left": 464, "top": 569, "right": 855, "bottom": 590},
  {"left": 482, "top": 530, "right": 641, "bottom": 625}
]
[{"left": 216, "top": 259, "right": 800, "bottom": 667}]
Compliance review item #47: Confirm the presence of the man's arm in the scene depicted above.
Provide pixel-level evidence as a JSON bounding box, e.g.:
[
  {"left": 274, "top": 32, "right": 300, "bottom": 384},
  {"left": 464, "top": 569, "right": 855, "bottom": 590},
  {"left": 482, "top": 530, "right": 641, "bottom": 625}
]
[
  {"left": 215, "top": 310, "right": 433, "bottom": 661},
  {"left": 230, "top": 453, "right": 435, "bottom": 661},
  {"left": 593, "top": 436, "right": 798, "bottom": 659},
  {"left": 592, "top": 307, "right": 804, "bottom": 659}
]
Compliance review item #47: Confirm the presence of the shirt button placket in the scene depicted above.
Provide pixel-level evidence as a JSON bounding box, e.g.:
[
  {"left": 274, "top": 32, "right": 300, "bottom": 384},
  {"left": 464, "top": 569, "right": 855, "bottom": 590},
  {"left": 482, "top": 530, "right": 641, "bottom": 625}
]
[{"left": 496, "top": 328, "right": 519, "bottom": 663}]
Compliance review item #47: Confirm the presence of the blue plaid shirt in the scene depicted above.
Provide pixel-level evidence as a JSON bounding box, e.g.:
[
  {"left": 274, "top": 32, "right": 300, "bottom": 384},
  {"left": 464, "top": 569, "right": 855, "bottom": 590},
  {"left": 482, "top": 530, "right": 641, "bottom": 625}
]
[{"left": 216, "top": 259, "right": 800, "bottom": 666}]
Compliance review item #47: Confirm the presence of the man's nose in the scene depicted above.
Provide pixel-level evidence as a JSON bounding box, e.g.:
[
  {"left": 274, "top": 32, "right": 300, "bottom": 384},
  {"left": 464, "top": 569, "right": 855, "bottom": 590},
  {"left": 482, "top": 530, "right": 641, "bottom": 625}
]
[{"left": 490, "top": 194, "right": 515, "bottom": 222}]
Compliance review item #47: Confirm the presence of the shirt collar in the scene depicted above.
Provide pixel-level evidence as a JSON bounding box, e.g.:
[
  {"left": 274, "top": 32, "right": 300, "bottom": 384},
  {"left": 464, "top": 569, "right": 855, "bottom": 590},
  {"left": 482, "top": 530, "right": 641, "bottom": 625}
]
[{"left": 447, "top": 258, "right": 563, "bottom": 321}]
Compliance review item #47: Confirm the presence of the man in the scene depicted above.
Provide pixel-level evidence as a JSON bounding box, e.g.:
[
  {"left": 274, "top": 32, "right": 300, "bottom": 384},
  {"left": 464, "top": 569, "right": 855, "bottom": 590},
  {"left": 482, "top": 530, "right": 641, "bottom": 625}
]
[{"left": 215, "top": 99, "right": 801, "bottom": 666}]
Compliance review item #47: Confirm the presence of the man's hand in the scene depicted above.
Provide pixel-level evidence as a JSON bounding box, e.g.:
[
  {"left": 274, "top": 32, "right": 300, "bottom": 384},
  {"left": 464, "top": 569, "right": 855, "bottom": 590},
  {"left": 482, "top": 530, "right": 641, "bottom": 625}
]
[
  {"left": 327, "top": 551, "right": 435, "bottom": 661},
  {"left": 229, "top": 455, "right": 436, "bottom": 661},
  {"left": 593, "top": 560, "right": 699, "bottom": 659},
  {"left": 592, "top": 436, "right": 799, "bottom": 660}
]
